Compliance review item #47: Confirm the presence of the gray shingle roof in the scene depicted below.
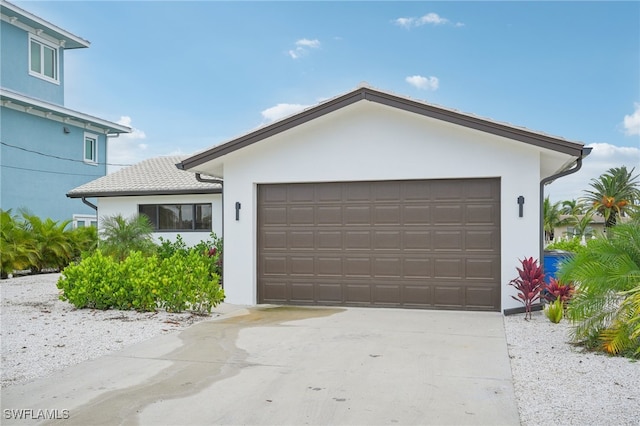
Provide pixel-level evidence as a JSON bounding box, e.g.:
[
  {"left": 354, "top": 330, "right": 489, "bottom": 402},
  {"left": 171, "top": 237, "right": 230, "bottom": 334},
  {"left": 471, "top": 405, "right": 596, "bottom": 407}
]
[{"left": 67, "top": 156, "right": 221, "bottom": 198}]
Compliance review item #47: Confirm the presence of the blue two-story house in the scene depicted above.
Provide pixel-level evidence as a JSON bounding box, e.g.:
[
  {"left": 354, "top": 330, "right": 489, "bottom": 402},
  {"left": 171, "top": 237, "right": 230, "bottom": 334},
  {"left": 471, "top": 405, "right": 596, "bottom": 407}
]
[{"left": 0, "top": 0, "right": 130, "bottom": 225}]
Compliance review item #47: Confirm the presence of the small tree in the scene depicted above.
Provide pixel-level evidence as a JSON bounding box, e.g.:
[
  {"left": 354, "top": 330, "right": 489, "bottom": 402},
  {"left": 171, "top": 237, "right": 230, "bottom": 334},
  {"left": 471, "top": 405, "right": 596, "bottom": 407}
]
[{"left": 100, "top": 214, "right": 156, "bottom": 261}]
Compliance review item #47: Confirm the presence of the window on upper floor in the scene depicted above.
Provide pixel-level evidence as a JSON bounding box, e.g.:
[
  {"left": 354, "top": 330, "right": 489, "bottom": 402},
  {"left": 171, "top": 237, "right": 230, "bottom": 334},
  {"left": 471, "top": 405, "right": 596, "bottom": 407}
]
[
  {"left": 29, "top": 35, "right": 59, "bottom": 84},
  {"left": 84, "top": 133, "right": 98, "bottom": 164},
  {"left": 139, "top": 204, "right": 213, "bottom": 232}
]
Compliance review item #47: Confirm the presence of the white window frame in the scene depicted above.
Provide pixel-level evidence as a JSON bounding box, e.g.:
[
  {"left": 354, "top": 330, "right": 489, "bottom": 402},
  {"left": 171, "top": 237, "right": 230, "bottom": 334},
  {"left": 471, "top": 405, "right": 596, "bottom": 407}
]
[
  {"left": 72, "top": 214, "right": 98, "bottom": 229},
  {"left": 28, "top": 34, "right": 60, "bottom": 84},
  {"left": 83, "top": 132, "right": 98, "bottom": 165}
]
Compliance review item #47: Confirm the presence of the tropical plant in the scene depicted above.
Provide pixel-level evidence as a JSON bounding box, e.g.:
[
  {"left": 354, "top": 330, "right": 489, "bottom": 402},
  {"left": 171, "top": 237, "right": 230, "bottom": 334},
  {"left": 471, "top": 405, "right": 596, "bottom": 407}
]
[
  {"left": 582, "top": 166, "right": 640, "bottom": 229},
  {"left": 509, "top": 257, "right": 545, "bottom": 320},
  {"left": 0, "top": 209, "right": 34, "bottom": 277},
  {"left": 99, "top": 214, "right": 156, "bottom": 261},
  {"left": 561, "top": 199, "right": 586, "bottom": 216},
  {"left": 69, "top": 225, "right": 98, "bottom": 260},
  {"left": 20, "top": 211, "right": 74, "bottom": 272},
  {"left": 543, "top": 277, "right": 575, "bottom": 307},
  {"left": 558, "top": 221, "right": 640, "bottom": 357},
  {"left": 544, "top": 197, "right": 574, "bottom": 243},
  {"left": 544, "top": 298, "right": 564, "bottom": 323},
  {"left": 565, "top": 209, "right": 597, "bottom": 240}
]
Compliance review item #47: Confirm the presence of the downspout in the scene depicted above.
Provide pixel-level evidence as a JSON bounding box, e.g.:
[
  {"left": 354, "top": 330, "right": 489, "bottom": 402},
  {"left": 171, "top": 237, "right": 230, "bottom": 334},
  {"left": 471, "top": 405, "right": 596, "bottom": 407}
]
[
  {"left": 194, "top": 173, "right": 225, "bottom": 289},
  {"left": 539, "top": 147, "right": 592, "bottom": 263},
  {"left": 81, "top": 197, "right": 97, "bottom": 211}
]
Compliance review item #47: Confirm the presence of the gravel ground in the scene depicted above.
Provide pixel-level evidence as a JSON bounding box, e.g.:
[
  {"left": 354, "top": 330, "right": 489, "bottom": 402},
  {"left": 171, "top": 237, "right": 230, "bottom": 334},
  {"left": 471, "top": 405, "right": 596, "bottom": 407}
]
[{"left": 1, "top": 273, "right": 639, "bottom": 425}]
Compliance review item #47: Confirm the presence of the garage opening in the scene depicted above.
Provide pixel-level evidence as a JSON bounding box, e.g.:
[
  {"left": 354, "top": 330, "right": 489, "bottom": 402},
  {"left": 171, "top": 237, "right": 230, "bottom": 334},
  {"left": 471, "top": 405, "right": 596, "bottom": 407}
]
[{"left": 258, "top": 178, "right": 500, "bottom": 311}]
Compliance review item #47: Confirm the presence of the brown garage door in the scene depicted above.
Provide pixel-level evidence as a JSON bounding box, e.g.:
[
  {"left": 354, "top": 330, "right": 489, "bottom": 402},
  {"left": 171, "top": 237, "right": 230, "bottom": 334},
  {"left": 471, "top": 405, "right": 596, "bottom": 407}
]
[{"left": 258, "top": 179, "right": 500, "bottom": 311}]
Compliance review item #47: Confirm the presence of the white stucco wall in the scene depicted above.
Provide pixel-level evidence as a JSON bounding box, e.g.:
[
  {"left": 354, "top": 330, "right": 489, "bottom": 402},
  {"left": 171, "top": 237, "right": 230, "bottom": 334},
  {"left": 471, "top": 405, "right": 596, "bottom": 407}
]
[
  {"left": 214, "top": 101, "right": 563, "bottom": 311},
  {"left": 96, "top": 193, "right": 223, "bottom": 247}
]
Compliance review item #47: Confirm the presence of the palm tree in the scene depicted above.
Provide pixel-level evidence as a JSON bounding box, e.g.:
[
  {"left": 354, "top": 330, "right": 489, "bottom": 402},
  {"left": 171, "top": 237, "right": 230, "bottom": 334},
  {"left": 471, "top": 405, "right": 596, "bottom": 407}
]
[
  {"left": 100, "top": 214, "right": 156, "bottom": 261},
  {"left": 544, "top": 197, "right": 574, "bottom": 243},
  {"left": 561, "top": 199, "right": 585, "bottom": 216},
  {"left": 0, "top": 209, "right": 34, "bottom": 277},
  {"left": 558, "top": 220, "right": 640, "bottom": 356},
  {"left": 568, "top": 209, "right": 597, "bottom": 239},
  {"left": 582, "top": 166, "right": 640, "bottom": 229},
  {"left": 20, "top": 211, "right": 74, "bottom": 273}
]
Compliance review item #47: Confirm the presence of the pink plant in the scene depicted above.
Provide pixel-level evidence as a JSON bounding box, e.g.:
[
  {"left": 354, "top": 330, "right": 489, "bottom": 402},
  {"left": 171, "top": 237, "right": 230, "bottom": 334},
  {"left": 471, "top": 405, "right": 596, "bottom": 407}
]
[
  {"left": 509, "top": 257, "right": 545, "bottom": 320},
  {"left": 543, "top": 277, "right": 575, "bottom": 306}
]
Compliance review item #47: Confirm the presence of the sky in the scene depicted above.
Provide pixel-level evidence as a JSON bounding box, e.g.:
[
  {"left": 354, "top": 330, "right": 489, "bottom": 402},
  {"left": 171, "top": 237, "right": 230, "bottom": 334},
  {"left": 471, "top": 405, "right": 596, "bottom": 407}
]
[{"left": 16, "top": 1, "right": 640, "bottom": 204}]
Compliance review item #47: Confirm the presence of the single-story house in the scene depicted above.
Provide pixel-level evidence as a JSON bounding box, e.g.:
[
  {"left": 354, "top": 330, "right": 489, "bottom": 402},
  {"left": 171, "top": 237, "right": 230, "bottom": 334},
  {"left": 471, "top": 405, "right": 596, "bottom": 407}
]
[
  {"left": 177, "top": 85, "right": 590, "bottom": 313},
  {"left": 67, "top": 156, "right": 222, "bottom": 246}
]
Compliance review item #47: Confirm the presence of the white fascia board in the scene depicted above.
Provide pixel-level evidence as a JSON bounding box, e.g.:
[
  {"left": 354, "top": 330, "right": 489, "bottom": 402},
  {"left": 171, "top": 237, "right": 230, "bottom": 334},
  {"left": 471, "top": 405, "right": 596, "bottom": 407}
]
[
  {"left": 1, "top": 88, "right": 131, "bottom": 134},
  {"left": 0, "top": 1, "right": 89, "bottom": 49}
]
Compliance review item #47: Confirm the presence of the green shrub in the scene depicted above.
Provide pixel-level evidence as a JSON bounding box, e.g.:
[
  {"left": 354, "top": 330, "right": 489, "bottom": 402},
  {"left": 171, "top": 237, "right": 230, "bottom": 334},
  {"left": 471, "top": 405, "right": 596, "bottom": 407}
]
[
  {"left": 57, "top": 250, "right": 121, "bottom": 309},
  {"left": 57, "top": 246, "right": 224, "bottom": 314},
  {"left": 545, "top": 238, "right": 586, "bottom": 254}
]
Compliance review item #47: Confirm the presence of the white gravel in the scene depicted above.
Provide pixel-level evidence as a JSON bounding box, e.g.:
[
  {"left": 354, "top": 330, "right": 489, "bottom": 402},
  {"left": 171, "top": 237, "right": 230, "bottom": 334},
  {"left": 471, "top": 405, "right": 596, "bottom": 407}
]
[{"left": 2, "top": 274, "right": 639, "bottom": 425}]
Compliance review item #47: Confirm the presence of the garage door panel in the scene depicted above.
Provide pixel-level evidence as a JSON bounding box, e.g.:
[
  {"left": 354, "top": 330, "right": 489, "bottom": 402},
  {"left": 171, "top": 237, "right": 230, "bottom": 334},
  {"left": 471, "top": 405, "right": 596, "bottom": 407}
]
[
  {"left": 263, "top": 256, "right": 287, "bottom": 275},
  {"left": 374, "top": 205, "right": 401, "bottom": 224},
  {"left": 258, "top": 179, "right": 500, "bottom": 311},
  {"left": 262, "top": 207, "right": 287, "bottom": 225},
  {"left": 290, "top": 231, "right": 314, "bottom": 249},
  {"left": 344, "top": 257, "right": 371, "bottom": 277},
  {"left": 433, "top": 231, "right": 463, "bottom": 251},
  {"left": 318, "top": 231, "right": 342, "bottom": 249},
  {"left": 263, "top": 231, "right": 287, "bottom": 249},
  {"left": 466, "top": 204, "right": 498, "bottom": 224},
  {"left": 374, "top": 231, "right": 401, "bottom": 250},
  {"left": 317, "top": 257, "right": 342, "bottom": 276},
  {"left": 317, "top": 206, "right": 342, "bottom": 225},
  {"left": 403, "top": 205, "right": 431, "bottom": 225},
  {"left": 317, "top": 283, "right": 343, "bottom": 302},
  {"left": 403, "top": 258, "right": 432, "bottom": 278},
  {"left": 373, "top": 257, "right": 401, "bottom": 277},
  {"left": 434, "top": 285, "right": 464, "bottom": 308},
  {"left": 345, "top": 206, "right": 371, "bottom": 224},
  {"left": 433, "top": 205, "right": 463, "bottom": 224},
  {"left": 345, "top": 231, "right": 371, "bottom": 250},
  {"left": 403, "top": 231, "right": 432, "bottom": 250}
]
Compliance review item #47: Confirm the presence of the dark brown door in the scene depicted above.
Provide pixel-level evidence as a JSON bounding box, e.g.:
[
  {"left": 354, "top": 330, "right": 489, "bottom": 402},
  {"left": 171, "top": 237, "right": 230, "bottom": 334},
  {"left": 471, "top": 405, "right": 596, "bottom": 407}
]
[{"left": 258, "top": 179, "right": 500, "bottom": 311}]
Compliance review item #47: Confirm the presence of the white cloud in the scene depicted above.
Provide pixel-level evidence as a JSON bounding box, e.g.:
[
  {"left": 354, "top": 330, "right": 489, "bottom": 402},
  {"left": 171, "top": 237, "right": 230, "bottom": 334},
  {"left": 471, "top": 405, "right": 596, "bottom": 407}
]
[
  {"left": 261, "top": 103, "right": 310, "bottom": 122},
  {"left": 107, "top": 116, "right": 148, "bottom": 173},
  {"left": 623, "top": 103, "right": 640, "bottom": 136},
  {"left": 288, "top": 38, "right": 320, "bottom": 59},
  {"left": 545, "top": 142, "right": 640, "bottom": 203},
  {"left": 419, "top": 13, "right": 448, "bottom": 25},
  {"left": 394, "top": 13, "right": 462, "bottom": 29},
  {"left": 405, "top": 75, "right": 439, "bottom": 91}
]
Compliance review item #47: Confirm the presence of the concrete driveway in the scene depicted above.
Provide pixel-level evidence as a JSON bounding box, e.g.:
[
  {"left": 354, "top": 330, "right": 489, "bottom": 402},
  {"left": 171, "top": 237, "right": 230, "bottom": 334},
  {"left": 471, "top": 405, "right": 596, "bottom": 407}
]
[{"left": 1, "top": 305, "right": 520, "bottom": 425}]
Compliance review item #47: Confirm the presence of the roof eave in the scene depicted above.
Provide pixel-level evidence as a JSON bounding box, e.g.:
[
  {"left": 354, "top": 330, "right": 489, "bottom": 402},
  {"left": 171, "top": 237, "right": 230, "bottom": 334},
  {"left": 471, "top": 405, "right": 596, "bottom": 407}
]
[
  {"left": 178, "top": 86, "right": 585, "bottom": 171},
  {"left": 1, "top": 88, "right": 131, "bottom": 134},
  {"left": 67, "top": 188, "right": 222, "bottom": 199},
  {"left": 1, "top": 0, "right": 90, "bottom": 49}
]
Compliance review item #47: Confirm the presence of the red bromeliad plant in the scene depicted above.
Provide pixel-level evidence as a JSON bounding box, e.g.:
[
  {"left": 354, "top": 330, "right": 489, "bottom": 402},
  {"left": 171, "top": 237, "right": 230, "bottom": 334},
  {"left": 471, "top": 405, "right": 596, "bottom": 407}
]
[
  {"left": 509, "top": 257, "right": 545, "bottom": 320},
  {"left": 543, "top": 277, "right": 575, "bottom": 307}
]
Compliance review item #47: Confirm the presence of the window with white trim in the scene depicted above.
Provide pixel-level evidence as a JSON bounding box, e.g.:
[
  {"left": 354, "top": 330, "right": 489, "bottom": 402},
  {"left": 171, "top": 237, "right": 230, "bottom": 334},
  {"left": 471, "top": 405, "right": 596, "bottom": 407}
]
[
  {"left": 139, "top": 204, "right": 212, "bottom": 231},
  {"left": 84, "top": 133, "right": 98, "bottom": 164},
  {"left": 29, "top": 35, "right": 59, "bottom": 83}
]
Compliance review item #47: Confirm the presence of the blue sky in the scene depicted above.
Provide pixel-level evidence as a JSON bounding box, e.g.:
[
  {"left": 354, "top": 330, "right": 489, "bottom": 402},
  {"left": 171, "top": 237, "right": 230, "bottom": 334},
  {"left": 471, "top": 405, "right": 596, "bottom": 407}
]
[{"left": 17, "top": 1, "right": 640, "bottom": 203}]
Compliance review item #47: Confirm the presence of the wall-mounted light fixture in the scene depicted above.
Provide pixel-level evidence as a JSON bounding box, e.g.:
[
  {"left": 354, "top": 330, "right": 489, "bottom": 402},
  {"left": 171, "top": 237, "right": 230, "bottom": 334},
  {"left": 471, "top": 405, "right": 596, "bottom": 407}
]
[
  {"left": 235, "top": 202, "right": 241, "bottom": 221},
  {"left": 517, "top": 196, "right": 525, "bottom": 218},
  {"left": 63, "top": 126, "right": 70, "bottom": 134}
]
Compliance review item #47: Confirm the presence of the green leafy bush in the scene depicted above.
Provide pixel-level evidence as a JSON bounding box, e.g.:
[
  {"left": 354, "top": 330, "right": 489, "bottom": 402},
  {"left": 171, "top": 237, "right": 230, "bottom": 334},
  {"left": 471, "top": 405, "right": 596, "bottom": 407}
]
[
  {"left": 545, "top": 238, "right": 586, "bottom": 254},
  {"left": 57, "top": 246, "right": 224, "bottom": 314}
]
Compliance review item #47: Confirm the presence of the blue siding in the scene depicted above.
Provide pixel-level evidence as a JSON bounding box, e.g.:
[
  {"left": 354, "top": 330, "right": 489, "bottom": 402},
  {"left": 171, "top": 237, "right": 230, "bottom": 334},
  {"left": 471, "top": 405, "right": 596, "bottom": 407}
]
[
  {"left": 0, "top": 21, "right": 65, "bottom": 104},
  {"left": 0, "top": 107, "right": 104, "bottom": 221}
]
